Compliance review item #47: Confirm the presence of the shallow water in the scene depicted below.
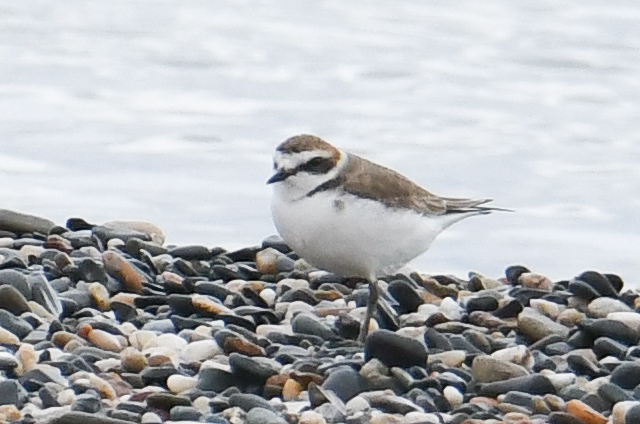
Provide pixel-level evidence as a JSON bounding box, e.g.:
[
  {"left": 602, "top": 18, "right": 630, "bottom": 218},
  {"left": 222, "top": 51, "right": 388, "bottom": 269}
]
[{"left": 1, "top": 0, "right": 639, "bottom": 282}]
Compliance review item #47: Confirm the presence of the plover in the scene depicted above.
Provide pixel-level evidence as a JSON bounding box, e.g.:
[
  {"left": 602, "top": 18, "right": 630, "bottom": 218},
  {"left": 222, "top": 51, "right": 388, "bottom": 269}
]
[{"left": 268, "top": 134, "right": 504, "bottom": 341}]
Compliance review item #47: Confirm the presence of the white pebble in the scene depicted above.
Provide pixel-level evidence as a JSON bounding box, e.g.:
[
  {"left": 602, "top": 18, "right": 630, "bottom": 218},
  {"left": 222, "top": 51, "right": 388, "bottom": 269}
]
[
  {"left": 167, "top": 374, "right": 198, "bottom": 394},
  {"left": 439, "top": 297, "right": 462, "bottom": 321},
  {"left": 443, "top": 386, "right": 463, "bottom": 408},
  {"left": 180, "top": 339, "right": 221, "bottom": 363},
  {"left": 260, "top": 288, "right": 276, "bottom": 306}
]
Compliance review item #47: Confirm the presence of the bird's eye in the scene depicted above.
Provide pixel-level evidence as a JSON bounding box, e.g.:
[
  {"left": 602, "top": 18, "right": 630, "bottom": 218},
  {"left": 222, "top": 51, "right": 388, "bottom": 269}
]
[
  {"left": 273, "top": 162, "right": 277, "bottom": 170},
  {"left": 303, "top": 157, "right": 332, "bottom": 173},
  {"left": 308, "top": 157, "right": 324, "bottom": 168}
]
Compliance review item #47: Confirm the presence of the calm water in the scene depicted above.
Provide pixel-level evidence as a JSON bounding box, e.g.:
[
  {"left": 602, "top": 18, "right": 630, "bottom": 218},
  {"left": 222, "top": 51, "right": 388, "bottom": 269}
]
[{"left": 1, "top": 1, "right": 639, "bottom": 283}]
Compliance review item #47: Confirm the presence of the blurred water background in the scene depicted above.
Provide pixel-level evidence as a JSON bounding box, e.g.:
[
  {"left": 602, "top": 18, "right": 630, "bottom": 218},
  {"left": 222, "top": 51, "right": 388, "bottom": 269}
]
[{"left": 1, "top": 1, "right": 639, "bottom": 282}]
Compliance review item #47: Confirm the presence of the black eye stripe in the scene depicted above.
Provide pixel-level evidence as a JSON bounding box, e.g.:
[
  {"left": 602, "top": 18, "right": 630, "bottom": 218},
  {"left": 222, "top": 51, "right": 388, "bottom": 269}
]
[{"left": 299, "top": 157, "right": 334, "bottom": 174}]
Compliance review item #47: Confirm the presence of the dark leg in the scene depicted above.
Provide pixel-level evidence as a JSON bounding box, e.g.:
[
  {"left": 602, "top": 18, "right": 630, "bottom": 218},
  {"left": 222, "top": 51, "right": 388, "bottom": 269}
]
[{"left": 358, "top": 278, "right": 379, "bottom": 342}]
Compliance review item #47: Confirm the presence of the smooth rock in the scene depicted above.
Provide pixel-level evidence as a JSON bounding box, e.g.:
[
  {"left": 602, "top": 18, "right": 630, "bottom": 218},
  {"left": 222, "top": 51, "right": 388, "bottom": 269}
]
[
  {"left": 322, "top": 366, "right": 367, "bottom": 402},
  {"left": 51, "top": 411, "right": 137, "bottom": 424},
  {"left": 611, "top": 362, "right": 640, "bottom": 390},
  {"left": 518, "top": 307, "right": 570, "bottom": 342},
  {"left": 472, "top": 355, "right": 529, "bottom": 383},
  {"left": 0, "top": 285, "right": 30, "bottom": 314},
  {"left": 0, "top": 209, "right": 55, "bottom": 235},
  {"left": 167, "top": 374, "right": 198, "bottom": 393},
  {"left": 478, "top": 374, "right": 556, "bottom": 397},
  {"left": 0, "top": 309, "right": 32, "bottom": 338},
  {"left": 181, "top": 339, "right": 221, "bottom": 363},
  {"left": 364, "top": 329, "right": 427, "bottom": 368},
  {"left": 245, "top": 407, "right": 287, "bottom": 424},
  {"left": 291, "top": 313, "right": 335, "bottom": 339},
  {"left": 588, "top": 298, "right": 632, "bottom": 318},
  {"left": 103, "top": 251, "right": 145, "bottom": 293},
  {"left": 0, "top": 269, "right": 31, "bottom": 299},
  {"left": 566, "top": 399, "right": 607, "bottom": 424},
  {"left": 0, "top": 379, "right": 28, "bottom": 408}
]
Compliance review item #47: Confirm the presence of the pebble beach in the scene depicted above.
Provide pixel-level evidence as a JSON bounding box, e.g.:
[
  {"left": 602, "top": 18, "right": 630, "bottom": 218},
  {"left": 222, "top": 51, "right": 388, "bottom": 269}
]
[{"left": 0, "top": 208, "right": 638, "bottom": 424}]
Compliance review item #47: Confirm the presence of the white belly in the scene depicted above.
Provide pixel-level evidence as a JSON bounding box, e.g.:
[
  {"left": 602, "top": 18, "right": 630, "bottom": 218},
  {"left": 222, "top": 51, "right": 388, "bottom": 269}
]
[{"left": 271, "top": 191, "right": 447, "bottom": 279}]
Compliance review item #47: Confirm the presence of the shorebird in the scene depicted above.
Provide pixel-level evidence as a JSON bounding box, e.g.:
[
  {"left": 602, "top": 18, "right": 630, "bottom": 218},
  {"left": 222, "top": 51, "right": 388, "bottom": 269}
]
[{"left": 268, "top": 134, "right": 504, "bottom": 341}]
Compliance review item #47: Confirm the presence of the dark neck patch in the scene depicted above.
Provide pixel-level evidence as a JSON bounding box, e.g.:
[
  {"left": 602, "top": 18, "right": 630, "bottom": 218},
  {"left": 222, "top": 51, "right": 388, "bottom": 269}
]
[{"left": 306, "top": 175, "right": 343, "bottom": 197}]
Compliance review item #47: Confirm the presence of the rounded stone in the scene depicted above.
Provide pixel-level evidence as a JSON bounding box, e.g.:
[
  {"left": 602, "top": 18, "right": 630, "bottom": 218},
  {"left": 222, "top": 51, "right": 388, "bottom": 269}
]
[
  {"left": 466, "top": 296, "right": 499, "bottom": 313},
  {"left": 519, "top": 272, "right": 553, "bottom": 291},
  {"left": 145, "top": 392, "right": 191, "bottom": 411},
  {"left": 0, "top": 379, "right": 28, "bottom": 408},
  {"left": 0, "top": 209, "right": 55, "bottom": 235},
  {"left": 574, "top": 271, "right": 620, "bottom": 297},
  {"left": 282, "top": 378, "right": 304, "bottom": 401},
  {"left": 580, "top": 319, "right": 640, "bottom": 345},
  {"left": 245, "top": 407, "right": 287, "bottom": 424},
  {"left": 299, "top": 410, "right": 327, "bottom": 424},
  {"left": 364, "top": 329, "right": 428, "bottom": 368},
  {"left": 291, "top": 313, "right": 335, "bottom": 339},
  {"left": 611, "top": 362, "right": 640, "bottom": 390},
  {"left": 322, "top": 366, "right": 367, "bottom": 402},
  {"left": 518, "top": 308, "right": 570, "bottom": 342},
  {"left": 588, "top": 298, "right": 632, "bottom": 318},
  {"left": 103, "top": 251, "right": 145, "bottom": 293},
  {"left": 167, "top": 374, "right": 198, "bottom": 394},
  {"left": 0, "top": 285, "right": 30, "bottom": 315},
  {"left": 180, "top": 339, "right": 221, "bottom": 363},
  {"left": 229, "top": 393, "right": 274, "bottom": 412},
  {"left": 0, "top": 269, "right": 31, "bottom": 300},
  {"left": 71, "top": 393, "right": 101, "bottom": 413},
  {"left": 0, "top": 309, "right": 32, "bottom": 338},
  {"left": 565, "top": 399, "right": 607, "bottom": 424},
  {"left": 477, "top": 374, "right": 556, "bottom": 397},
  {"left": 388, "top": 280, "right": 424, "bottom": 313},
  {"left": 472, "top": 355, "right": 529, "bottom": 383},
  {"left": 170, "top": 405, "right": 202, "bottom": 421},
  {"left": 0, "top": 327, "right": 19, "bottom": 345}
]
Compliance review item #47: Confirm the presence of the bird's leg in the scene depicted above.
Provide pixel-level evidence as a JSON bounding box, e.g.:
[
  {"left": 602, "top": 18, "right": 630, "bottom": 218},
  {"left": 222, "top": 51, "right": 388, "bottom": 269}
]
[{"left": 358, "top": 278, "right": 379, "bottom": 342}]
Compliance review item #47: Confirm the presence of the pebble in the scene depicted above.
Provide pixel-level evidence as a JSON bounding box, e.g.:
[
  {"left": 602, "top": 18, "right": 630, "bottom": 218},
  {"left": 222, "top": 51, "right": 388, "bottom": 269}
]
[
  {"left": 0, "top": 209, "right": 638, "bottom": 424},
  {"left": 588, "top": 297, "right": 633, "bottom": 317},
  {"left": 518, "top": 307, "right": 570, "bottom": 342},
  {"left": 364, "top": 329, "right": 428, "bottom": 368},
  {"left": 472, "top": 355, "right": 529, "bottom": 383},
  {"left": 0, "top": 285, "right": 31, "bottom": 315}
]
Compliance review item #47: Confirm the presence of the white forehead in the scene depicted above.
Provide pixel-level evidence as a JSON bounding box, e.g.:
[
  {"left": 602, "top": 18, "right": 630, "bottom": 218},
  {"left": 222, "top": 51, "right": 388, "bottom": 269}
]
[{"left": 273, "top": 149, "right": 333, "bottom": 169}]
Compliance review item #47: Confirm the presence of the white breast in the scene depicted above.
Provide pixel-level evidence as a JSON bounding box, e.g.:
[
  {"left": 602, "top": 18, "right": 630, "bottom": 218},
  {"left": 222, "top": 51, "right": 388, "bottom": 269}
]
[{"left": 271, "top": 189, "right": 449, "bottom": 279}]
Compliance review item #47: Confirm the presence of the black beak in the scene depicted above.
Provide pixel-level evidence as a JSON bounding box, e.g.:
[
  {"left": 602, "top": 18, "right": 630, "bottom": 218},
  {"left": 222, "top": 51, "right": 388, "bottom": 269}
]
[{"left": 267, "top": 169, "right": 291, "bottom": 184}]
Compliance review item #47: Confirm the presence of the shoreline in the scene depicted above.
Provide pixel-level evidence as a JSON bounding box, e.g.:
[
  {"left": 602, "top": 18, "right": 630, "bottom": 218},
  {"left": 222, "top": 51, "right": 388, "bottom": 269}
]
[{"left": 0, "top": 209, "right": 637, "bottom": 424}]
